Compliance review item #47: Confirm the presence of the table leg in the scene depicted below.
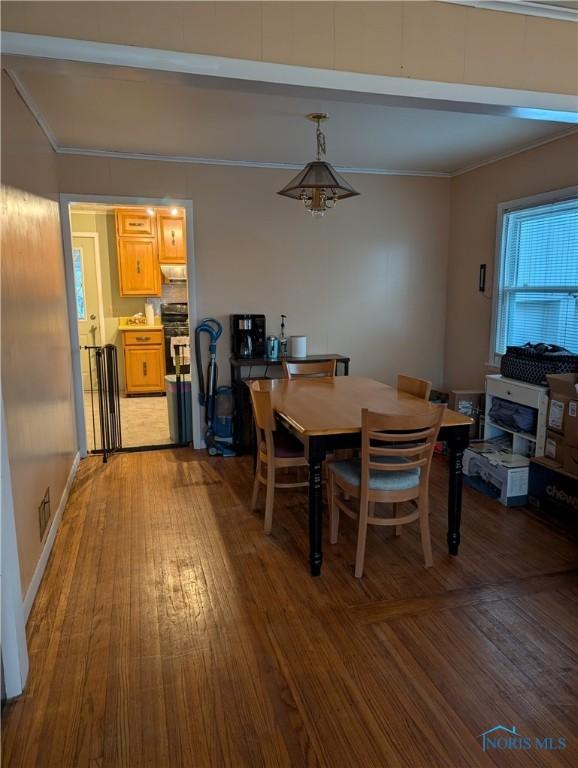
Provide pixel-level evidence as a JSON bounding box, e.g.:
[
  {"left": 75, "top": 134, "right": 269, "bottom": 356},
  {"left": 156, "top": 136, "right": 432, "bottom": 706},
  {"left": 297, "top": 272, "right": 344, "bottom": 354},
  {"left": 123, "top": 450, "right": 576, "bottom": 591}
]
[
  {"left": 308, "top": 436, "right": 326, "bottom": 576},
  {"left": 446, "top": 426, "right": 469, "bottom": 556}
]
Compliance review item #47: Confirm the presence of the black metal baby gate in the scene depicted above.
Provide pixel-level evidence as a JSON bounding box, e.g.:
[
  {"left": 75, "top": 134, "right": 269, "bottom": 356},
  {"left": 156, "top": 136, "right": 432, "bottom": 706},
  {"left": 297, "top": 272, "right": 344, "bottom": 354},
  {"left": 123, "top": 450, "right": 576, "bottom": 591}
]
[
  {"left": 85, "top": 344, "right": 122, "bottom": 461},
  {"left": 84, "top": 344, "right": 190, "bottom": 459}
]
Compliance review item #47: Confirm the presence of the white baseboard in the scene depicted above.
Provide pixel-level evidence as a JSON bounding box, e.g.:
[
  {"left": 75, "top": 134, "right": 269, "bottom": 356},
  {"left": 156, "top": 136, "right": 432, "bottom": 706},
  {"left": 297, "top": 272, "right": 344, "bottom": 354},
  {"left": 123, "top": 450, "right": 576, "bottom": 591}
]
[{"left": 23, "top": 451, "right": 80, "bottom": 622}]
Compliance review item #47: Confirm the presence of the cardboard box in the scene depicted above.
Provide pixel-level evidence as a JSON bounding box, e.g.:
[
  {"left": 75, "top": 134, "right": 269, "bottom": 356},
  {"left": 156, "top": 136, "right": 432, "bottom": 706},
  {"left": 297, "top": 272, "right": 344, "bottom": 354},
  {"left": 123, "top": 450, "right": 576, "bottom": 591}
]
[
  {"left": 544, "top": 430, "right": 578, "bottom": 477},
  {"left": 463, "top": 448, "right": 529, "bottom": 507},
  {"left": 546, "top": 373, "right": 578, "bottom": 443},
  {"left": 448, "top": 390, "right": 484, "bottom": 439},
  {"left": 528, "top": 458, "right": 578, "bottom": 515},
  {"left": 563, "top": 444, "right": 578, "bottom": 478},
  {"left": 544, "top": 430, "right": 565, "bottom": 466}
]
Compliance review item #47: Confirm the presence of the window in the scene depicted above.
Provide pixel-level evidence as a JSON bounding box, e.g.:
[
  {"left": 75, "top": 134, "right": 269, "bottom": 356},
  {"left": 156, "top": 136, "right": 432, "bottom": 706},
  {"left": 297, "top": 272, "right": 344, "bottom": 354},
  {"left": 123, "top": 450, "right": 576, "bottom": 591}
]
[
  {"left": 492, "top": 192, "right": 578, "bottom": 363},
  {"left": 72, "top": 247, "right": 86, "bottom": 320}
]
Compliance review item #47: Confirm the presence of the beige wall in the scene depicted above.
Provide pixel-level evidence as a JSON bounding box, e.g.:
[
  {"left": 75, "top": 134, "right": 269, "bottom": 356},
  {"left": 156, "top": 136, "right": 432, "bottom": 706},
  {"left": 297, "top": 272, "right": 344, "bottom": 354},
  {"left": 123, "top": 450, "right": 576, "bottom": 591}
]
[
  {"left": 445, "top": 132, "right": 578, "bottom": 390},
  {"left": 1, "top": 73, "right": 77, "bottom": 596},
  {"left": 59, "top": 154, "right": 451, "bottom": 388},
  {"left": 2, "top": 1, "right": 576, "bottom": 95}
]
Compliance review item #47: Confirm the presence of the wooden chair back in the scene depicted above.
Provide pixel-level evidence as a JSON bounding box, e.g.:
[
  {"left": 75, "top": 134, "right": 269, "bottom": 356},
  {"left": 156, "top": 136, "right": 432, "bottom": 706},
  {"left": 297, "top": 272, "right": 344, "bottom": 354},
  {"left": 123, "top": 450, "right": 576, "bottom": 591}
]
[
  {"left": 283, "top": 360, "right": 337, "bottom": 379},
  {"left": 249, "top": 381, "right": 277, "bottom": 434},
  {"left": 397, "top": 374, "right": 432, "bottom": 401},
  {"left": 360, "top": 406, "right": 445, "bottom": 496}
]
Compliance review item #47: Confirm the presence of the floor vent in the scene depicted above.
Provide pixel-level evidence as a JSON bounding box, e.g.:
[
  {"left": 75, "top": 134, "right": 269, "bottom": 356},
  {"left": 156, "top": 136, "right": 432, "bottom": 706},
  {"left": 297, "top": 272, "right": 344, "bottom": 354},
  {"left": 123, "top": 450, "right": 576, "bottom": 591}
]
[{"left": 38, "top": 488, "right": 51, "bottom": 540}]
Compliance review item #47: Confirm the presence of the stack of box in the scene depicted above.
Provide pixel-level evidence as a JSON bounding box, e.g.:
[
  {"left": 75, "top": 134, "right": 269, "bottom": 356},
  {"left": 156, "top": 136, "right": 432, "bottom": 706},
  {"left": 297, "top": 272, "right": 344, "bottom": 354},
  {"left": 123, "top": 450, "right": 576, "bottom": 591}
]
[
  {"left": 544, "top": 373, "right": 578, "bottom": 477},
  {"left": 528, "top": 373, "right": 578, "bottom": 517}
]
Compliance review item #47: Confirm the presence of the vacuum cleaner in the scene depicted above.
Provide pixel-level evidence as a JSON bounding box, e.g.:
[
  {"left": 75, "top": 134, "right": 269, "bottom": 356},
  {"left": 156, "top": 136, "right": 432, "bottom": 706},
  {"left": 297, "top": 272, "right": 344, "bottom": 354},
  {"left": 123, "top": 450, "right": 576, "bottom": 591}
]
[{"left": 195, "top": 318, "right": 235, "bottom": 457}]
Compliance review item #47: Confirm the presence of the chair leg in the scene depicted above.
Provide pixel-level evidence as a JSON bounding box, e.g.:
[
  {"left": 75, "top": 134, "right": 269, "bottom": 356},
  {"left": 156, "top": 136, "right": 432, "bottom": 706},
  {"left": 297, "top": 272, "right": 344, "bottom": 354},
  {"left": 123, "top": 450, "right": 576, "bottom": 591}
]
[
  {"left": 354, "top": 492, "right": 369, "bottom": 578},
  {"left": 419, "top": 496, "right": 433, "bottom": 568},
  {"left": 393, "top": 503, "right": 402, "bottom": 537},
  {"left": 329, "top": 471, "right": 339, "bottom": 544},
  {"left": 264, "top": 459, "right": 276, "bottom": 535},
  {"left": 251, "top": 457, "right": 261, "bottom": 511}
]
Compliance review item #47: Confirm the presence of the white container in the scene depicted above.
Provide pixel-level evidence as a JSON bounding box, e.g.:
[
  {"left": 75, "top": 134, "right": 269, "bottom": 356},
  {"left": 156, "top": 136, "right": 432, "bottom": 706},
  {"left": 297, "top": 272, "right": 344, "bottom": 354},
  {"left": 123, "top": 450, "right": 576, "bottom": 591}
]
[
  {"left": 290, "top": 336, "right": 307, "bottom": 358},
  {"left": 463, "top": 448, "right": 529, "bottom": 506},
  {"left": 145, "top": 302, "right": 155, "bottom": 326}
]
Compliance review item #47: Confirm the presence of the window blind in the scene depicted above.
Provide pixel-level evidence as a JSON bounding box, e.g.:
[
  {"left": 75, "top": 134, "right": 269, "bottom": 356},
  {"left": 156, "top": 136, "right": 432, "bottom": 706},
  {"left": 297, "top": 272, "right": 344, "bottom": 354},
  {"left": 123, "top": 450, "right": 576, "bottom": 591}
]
[
  {"left": 72, "top": 247, "right": 86, "bottom": 321},
  {"left": 495, "top": 197, "right": 578, "bottom": 356}
]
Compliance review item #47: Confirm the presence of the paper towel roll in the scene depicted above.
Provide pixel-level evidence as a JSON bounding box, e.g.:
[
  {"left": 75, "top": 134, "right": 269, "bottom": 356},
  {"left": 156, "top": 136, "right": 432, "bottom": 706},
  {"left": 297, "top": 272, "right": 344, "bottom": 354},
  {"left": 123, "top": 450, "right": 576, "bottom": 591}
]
[
  {"left": 145, "top": 302, "right": 155, "bottom": 326},
  {"left": 290, "top": 336, "right": 307, "bottom": 358}
]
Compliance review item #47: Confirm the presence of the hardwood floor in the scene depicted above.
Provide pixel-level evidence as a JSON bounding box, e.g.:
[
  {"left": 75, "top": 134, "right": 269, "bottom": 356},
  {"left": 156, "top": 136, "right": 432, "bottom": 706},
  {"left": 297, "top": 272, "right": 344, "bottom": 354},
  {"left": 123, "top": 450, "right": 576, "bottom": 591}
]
[{"left": 3, "top": 449, "right": 578, "bottom": 767}]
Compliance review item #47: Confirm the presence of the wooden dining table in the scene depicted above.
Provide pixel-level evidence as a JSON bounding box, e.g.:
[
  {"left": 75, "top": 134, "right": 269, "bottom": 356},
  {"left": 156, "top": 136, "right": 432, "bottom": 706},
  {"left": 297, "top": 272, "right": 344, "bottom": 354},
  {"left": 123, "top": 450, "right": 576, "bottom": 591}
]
[{"left": 256, "top": 376, "right": 473, "bottom": 576}]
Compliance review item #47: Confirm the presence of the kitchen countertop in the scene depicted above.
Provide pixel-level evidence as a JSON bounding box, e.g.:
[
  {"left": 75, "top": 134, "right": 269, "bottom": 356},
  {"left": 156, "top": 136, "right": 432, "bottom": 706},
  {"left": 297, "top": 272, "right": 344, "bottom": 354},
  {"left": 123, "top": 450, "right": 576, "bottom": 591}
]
[{"left": 118, "top": 323, "right": 164, "bottom": 331}]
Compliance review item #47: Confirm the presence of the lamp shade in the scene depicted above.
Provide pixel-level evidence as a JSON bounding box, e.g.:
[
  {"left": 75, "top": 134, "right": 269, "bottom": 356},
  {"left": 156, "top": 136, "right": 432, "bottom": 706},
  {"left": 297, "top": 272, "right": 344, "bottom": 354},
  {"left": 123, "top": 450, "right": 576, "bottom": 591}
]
[{"left": 277, "top": 161, "right": 359, "bottom": 201}]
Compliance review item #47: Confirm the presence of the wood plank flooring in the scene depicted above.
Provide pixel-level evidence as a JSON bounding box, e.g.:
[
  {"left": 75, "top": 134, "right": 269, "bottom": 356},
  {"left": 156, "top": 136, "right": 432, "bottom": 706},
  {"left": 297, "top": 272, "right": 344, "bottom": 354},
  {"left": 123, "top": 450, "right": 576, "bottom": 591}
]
[{"left": 2, "top": 449, "right": 578, "bottom": 767}]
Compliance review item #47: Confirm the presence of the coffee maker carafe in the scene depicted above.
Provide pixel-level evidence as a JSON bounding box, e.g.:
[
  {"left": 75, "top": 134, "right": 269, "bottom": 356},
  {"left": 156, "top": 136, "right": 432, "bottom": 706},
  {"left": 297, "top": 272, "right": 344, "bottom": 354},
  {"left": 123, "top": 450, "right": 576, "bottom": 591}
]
[
  {"left": 239, "top": 317, "right": 253, "bottom": 358},
  {"left": 230, "top": 314, "right": 266, "bottom": 358}
]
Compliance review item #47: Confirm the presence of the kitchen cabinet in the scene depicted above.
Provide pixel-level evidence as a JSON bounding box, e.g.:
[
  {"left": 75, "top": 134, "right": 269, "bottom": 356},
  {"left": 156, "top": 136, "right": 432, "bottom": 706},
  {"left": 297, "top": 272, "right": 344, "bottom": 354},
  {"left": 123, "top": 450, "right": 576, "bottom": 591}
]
[
  {"left": 116, "top": 208, "right": 156, "bottom": 237},
  {"left": 115, "top": 207, "right": 186, "bottom": 296},
  {"left": 157, "top": 210, "right": 186, "bottom": 264},
  {"left": 122, "top": 327, "right": 165, "bottom": 394},
  {"left": 115, "top": 208, "right": 161, "bottom": 297},
  {"left": 117, "top": 237, "right": 161, "bottom": 297}
]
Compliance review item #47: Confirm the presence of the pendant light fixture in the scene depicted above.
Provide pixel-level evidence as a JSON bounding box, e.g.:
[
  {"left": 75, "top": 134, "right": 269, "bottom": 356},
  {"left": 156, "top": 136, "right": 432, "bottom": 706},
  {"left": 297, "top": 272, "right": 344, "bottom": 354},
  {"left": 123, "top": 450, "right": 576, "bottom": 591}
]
[{"left": 277, "top": 113, "right": 359, "bottom": 218}]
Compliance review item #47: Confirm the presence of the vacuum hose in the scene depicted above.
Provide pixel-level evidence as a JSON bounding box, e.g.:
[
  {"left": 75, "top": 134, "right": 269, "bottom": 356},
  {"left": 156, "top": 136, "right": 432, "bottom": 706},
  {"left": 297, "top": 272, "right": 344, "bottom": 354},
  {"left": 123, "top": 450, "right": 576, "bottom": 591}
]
[
  {"left": 194, "top": 318, "right": 235, "bottom": 456},
  {"left": 195, "top": 318, "right": 222, "bottom": 409}
]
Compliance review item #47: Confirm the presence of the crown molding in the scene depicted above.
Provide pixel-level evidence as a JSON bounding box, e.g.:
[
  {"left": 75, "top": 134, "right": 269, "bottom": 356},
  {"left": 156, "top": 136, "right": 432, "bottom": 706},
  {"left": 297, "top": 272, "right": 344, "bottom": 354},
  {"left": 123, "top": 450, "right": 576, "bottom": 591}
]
[
  {"left": 55, "top": 146, "right": 451, "bottom": 178},
  {"left": 70, "top": 206, "right": 112, "bottom": 215},
  {"left": 441, "top": 1, "right": 578, "bottom": 22},
  {"left": 56, "top": 129, "right": 578, "bottom": 180},
  {"left": 5, "top": 69, "right": 59, "bottom": 151}
]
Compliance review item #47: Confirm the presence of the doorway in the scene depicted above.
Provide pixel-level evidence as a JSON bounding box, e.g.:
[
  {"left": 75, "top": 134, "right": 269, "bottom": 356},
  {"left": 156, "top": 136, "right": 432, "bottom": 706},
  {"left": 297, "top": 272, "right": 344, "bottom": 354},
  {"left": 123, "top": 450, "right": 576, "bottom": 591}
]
[{"left": 61, "top": 196, "right": 201, "bottom": 456}]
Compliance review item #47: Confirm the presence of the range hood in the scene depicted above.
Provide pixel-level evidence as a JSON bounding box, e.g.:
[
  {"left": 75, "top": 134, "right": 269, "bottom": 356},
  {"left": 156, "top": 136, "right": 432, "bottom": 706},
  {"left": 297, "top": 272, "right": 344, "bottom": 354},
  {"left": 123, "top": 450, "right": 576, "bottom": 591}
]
[{"left": 160, "top": 265, "right": 187, "bottom": 282}]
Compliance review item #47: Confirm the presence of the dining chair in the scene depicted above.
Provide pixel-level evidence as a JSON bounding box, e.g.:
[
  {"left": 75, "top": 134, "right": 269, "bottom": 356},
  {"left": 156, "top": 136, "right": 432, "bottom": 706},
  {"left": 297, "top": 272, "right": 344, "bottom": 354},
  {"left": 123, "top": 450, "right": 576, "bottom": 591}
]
[
  {"left": 397, "top": 374, "right": 432, "bottom": 402},
  {"left": 249, "top": 381, "right": 308, "bottom": 534},
  {"left": 328, "top": 404, "right": 446, "bottom": 577},
  {"left": 394, "top": 374, "right": 432, "bottom": 534},
  {"left": 283, "top": 359, "right": 342, "bottom": 473},
  {"left": 283, "top": 359, "right": 337, "bottom": 379}
]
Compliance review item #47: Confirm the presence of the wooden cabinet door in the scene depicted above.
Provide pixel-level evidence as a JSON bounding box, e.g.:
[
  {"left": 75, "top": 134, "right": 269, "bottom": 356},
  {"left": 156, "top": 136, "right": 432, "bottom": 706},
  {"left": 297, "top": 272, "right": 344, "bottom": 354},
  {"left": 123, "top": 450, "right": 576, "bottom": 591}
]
[
  {"left": 118, "top": 238, "right": 161, "bottom": 296},
  {"left": 124, "top": 347, "right": 164, "bottom": 393},
  {"left": 116, "top": 209, "right": 156, "bottom": 237},
  {"left": 122, "top": 329, "right": 164, "bottom": 346},
  {"left": 158, "top": 213, "right": 186, "bottom": 264}
]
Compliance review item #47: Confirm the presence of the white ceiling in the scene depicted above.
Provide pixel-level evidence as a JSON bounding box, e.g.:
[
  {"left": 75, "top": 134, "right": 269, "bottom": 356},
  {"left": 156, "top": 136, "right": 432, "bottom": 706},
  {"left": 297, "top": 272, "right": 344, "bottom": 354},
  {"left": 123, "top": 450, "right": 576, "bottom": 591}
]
[
  {"left": 7, "top": 58, "right": 575, "bottom": 176},
  {"left": 443, "top": 0, "right": 578, "bottom": 20}
]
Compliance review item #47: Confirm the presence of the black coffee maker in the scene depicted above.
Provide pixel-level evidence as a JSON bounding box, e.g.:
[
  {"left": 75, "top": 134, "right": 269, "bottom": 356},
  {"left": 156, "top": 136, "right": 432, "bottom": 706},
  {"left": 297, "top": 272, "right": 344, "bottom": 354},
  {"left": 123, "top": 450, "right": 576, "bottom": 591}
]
[{"left": 230, "top": 314, "right": 266, "bottom": 358}]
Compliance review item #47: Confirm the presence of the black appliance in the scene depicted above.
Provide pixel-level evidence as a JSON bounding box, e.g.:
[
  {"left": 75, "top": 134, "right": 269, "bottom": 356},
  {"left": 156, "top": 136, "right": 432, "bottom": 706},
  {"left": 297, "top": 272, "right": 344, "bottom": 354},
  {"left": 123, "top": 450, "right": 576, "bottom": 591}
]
[
  {"left": 230, "top": 314, "right": 266, "bottom": 358},
  {"left": 161, "top": 303, "right": 190, "bottom": 375}
]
